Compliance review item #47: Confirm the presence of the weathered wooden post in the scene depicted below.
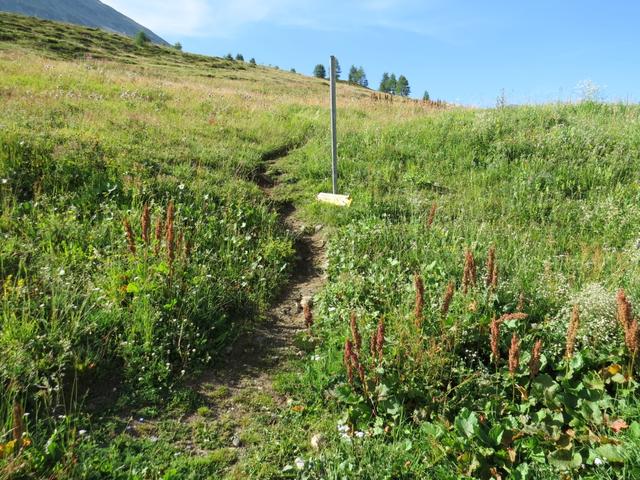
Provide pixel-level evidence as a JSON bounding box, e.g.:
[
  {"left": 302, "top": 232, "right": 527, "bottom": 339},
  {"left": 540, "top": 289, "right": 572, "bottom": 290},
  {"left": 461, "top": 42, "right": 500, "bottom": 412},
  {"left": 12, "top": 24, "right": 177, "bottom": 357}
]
[
  {"left": 317, "top": 55, "right": 352, "bottom": 207},
  {"left": 330, "top": 55, "right": 338, "bottom": 194}
]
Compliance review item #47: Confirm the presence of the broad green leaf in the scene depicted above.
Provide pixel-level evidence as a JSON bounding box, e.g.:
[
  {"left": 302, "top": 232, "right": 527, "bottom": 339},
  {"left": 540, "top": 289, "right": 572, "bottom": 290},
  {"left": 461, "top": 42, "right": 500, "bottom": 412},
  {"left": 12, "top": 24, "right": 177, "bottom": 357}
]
[
  {"left": 595, "top": 444, "right": 624, "bottom": 463},
  {"left": 455, "top": 408, "right": 480, "bottom": 439},
  {"left": 548, "top": 449, "right": 582, "bottom": 470},
  {"left": 488, "top": 424, "right": 505, "bottom": 447}
]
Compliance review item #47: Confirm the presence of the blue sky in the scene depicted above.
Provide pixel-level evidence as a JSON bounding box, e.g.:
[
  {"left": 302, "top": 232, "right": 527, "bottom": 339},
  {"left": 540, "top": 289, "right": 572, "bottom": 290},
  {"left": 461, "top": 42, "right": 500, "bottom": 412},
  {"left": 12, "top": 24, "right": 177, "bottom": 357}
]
[{"left": 102, "top": 0, "right": 639, "bottom": 106}]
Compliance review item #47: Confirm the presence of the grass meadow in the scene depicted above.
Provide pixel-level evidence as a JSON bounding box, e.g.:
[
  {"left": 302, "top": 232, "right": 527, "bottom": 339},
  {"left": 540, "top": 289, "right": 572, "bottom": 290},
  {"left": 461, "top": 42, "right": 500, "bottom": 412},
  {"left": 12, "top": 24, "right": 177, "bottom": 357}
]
[{"left": 2, "top": 12, "right": 640, "bottom": 479}]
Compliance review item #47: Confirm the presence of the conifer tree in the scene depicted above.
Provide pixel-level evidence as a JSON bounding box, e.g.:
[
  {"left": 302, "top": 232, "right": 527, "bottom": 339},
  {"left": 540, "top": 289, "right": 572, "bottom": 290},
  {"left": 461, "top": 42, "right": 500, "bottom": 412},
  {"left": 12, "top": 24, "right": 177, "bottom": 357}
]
[
  {"left": 396, "top": 75, "right": 410, "bottom": 96},
  {"left": 389, "top": 73, "right": 397, "bottom": 94},
  {"left": 379, "top": 72, "right": 390, "bottom": 92},
  {"left": 313, "top": 64, "right": 326, "bottom": 79},
  {"left": 357, "top": 67, "right": 368, "bottom": 87},
  {"left": 348, "top": 65, "right": 360, "bottom": 84}
]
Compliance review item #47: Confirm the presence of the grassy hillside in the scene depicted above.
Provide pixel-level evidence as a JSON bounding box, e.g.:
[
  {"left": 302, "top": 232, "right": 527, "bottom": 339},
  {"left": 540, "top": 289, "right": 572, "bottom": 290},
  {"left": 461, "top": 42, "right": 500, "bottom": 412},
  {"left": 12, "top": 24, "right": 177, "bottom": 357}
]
[
  {"left": 2, "top": 12, "right": 640, "bottom": 479},
  {"left": 0, "top": 1, "right": 167, "bottom": 44}
]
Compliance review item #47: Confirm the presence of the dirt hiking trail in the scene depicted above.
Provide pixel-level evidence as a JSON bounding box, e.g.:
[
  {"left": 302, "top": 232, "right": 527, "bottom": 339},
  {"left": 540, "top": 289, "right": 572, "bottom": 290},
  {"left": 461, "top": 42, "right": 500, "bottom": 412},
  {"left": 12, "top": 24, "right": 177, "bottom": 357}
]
[{"left": 189, "top": 149, "right": 327, "bottom": 454}]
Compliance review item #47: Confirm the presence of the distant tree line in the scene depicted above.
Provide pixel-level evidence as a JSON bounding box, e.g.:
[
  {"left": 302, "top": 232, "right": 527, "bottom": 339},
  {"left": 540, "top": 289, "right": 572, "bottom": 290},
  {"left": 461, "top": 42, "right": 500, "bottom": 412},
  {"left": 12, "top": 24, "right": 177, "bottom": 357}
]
[
  {"left": 311, "top": 60, "right": 416, "bottom": 97},
  {"left": 379, "top": 73, "right": 410, "bottom": 97},
  {"left": 312, "top": 59, "right": 368, "bottom": 87},
  {"left": 222, "top": 53, "right": 257, "bottom": 65}
]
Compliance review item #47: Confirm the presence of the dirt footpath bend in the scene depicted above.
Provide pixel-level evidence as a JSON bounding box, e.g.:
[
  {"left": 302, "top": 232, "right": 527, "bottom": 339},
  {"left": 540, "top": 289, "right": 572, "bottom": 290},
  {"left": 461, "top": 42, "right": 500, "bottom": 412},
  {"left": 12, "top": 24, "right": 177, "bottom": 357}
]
[{"left": 188, "top": 148, "right": 327, "bottom": 456}]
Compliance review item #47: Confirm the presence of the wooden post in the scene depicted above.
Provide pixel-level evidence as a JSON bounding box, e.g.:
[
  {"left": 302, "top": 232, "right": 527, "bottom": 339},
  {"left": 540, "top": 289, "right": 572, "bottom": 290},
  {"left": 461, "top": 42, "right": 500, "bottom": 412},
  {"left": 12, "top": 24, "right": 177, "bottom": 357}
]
[{"left": 330, "top": 55, "right": 338, "bottom": 194}]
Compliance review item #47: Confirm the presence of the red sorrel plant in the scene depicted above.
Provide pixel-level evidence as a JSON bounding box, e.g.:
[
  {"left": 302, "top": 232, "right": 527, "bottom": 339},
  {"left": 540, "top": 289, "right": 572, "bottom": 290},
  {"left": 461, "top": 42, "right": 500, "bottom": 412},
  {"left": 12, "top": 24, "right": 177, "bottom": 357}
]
[
  {"left": 350, "top": 312, "right": 362, "bottom": 354},
  {"left": 529, "top": 339, "right": 542, "bottom": 378},
  {"left": 426, "top": 202, "right": 437, "bottom": 228},
  {"left": 490, "top": 317, "right": 500, "bottom": 365},
  {"left": 123, "top": 218, "right": 136, "bottom": 255},
  {"left": 303, "top": 302, "right": 313, "bottom": 329},
  {"left": 565, "top": 305, "right": 580, "bottom": 359},
  {"left": 344, "top": 339, "right": 355, "bottom": 385},
  {"left": 441, "top": 281, "right": 455, "bottom": 318},
  {"left": 154, "top": 217, "right": 163, "bottom": 255},
  {"left": 508, "top": 333, "right": 520, "bottom": 376},
  {"left": 141, "top": 204, "right": 150, "bottom": 246},
  {"left": 375, "top": 317, "right": 385, "bottom": 363},
  {"left": 462, "top": 250, "right": 476, "bottom": 294},
  {"left": 616, "top": 289, "right": 638, "bottom": 361},
  {"left": 486, "top": 245, "right": 498, "bottom": 291}
]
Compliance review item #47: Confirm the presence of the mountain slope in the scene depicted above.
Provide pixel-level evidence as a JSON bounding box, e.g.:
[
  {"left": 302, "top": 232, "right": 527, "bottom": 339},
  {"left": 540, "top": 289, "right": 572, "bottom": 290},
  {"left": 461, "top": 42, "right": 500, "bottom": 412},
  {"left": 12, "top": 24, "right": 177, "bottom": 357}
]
[{"left": 0, "top": 0, "right": 168, "bottom": 45}]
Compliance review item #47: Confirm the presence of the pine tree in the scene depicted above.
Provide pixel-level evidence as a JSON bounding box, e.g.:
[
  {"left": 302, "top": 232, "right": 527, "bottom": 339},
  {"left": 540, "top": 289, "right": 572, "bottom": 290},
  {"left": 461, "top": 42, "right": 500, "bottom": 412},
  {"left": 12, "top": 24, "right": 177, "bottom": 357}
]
[
  {"left": 249, "top": 58, "right": 256, "bottom": 65},
  {"left": 396, "top": 75, "right": 410, "bottom": 96},
  {"left": 335, "top": 59, "right": 342, "bottom": 79},
  {"left": 422, "top": 90, "right": 430, "bottom": 101},
  {"left": 313, "top": 64, "right": 326, "bottom": 79},
  {"left": 348, "top": 65, "right": 360, "bottom": 84},
  {"left": 224, "top": 53, "right": 234, "bottom": 61},
  {"left": 135, "top": 31, "right": 149, "bottom": 46},
  {"left": 174, "top": 42, "right": 182, "bottom": 51},
  {"left": 235, "top": 53, "right": 244, "bottom": 61},
  {"left": 389, "top": 74, "right": 397, "bottom": 94},
  {"left": 357, "top": 67, "right": 368, "bottom": 87},
  {"left": 379, "top": 72, "right": 390, "bottom": 93}
]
